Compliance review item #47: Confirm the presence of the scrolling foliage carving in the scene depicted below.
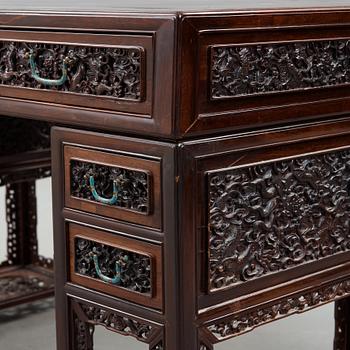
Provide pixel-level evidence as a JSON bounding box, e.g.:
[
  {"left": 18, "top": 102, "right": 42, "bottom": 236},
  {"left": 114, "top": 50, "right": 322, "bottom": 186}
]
[
  {"left": 70, "top": 160, "right": 150, "bottom": 213},
  {"left": 206, "top": 279, "right": 350, "bottom": 341},
  {"left": 75, "top": 237, "right": 152, "bottom": 294},
  {"left": 0, "top": 41, "right": 143, "bottom": 100},
  {"left": 80, "top": 303, "right": 154, "bottom": 341},
  {"left": 72, "top": 299, "right": 163, "bottom": 350},
  {"left": 208, "top": 149, "right": 350, "bottom": 290},
  {"left": 211, "top": 39, "right": 350, "bottom": 99}
]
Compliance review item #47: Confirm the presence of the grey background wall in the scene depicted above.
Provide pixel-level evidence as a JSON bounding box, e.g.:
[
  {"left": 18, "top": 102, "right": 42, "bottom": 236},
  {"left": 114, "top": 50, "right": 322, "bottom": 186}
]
[{"left": 0, "top": 179, "right": 336, "bottom": 349}]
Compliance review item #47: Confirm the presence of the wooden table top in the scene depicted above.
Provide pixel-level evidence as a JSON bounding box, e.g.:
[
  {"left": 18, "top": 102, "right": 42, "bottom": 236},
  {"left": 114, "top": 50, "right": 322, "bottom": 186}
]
[{"left": 1, "top": 0, "right": 350, "bottom": 13}]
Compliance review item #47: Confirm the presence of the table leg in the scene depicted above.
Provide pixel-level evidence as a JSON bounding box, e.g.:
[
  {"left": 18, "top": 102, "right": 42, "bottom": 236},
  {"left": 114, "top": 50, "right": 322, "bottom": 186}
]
[{"left": 334, "top": 298, "right": 350, "bottom": 350}]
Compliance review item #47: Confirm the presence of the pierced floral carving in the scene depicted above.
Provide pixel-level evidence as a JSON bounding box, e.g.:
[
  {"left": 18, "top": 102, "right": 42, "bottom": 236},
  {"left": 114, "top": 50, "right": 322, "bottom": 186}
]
[
  {"left": 0, "top": 41, "right": 143, "bottom": 100},
  {"left": 206, "top": 279, "right": 350, "bottom": 341},
  {"left": 208, "top": 149, "right": 350, "bottom": 290},
  {"left": 74, "top": 316, "right": 94, "bottom": 350},
  {"left": 211, "top": 39, "right": 350, "bottom": 99},
  {"left": 72, "top": 299, "right": 162, "bottom": 349},
  {"left": 70, "top": 159, "right": 150, "bottom": 213},
  {"left": 75, "top": 237, "right": 152, "bottom": 294},
  {"left": 80, "top": 303, "right": 153, "bottom": 341}
]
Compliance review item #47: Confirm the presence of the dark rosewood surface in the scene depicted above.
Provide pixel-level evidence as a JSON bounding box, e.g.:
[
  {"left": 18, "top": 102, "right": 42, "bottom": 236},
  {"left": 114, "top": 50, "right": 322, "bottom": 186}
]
[
  {"left": 70, "top": 159, "right": 150, "bottom": 214},
  {"left": 0, "top": 9, "right": 350, "bottom": 138},
  {"left": 69, "top": 223, "right": 163, "bottom": 309},
  {"left": 208, "top": 148, "right": 350, "bottom": 291},
  {"left": 0, "top": 41, "right": 143, "bottom": 101},
  {"left": 1, "top": 0, "right": 349, "bottom": 11},
  {"left": 74, "top": 236, "right": 152, "bottom": 294},
  {"left": 64, "top": 146, "right": 161, "bottom": 229},
  {"left": 211, "top": 39, "right": 350, "bottom": 99},
  {"left": 2, "top": 3, "right": 350, "bottom": 350}
]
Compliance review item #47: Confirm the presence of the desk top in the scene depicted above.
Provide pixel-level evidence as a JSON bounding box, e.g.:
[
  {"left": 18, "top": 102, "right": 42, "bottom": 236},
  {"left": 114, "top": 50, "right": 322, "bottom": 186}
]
[
  {"left": 0, "top": 0, "right": 350, "bottom": 13},
  {"left": 0, "top": 1, "right": 350, "bottom": 140}
]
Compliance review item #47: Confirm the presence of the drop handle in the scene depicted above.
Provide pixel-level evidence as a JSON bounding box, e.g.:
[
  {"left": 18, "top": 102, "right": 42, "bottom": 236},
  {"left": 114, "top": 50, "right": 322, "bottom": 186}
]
[
  {"left": 92, "top": 254, "right": 129, "bottom": 285},
  {"left": 89, "top": 175, "right": 118, "bottom": 205},
  {"left": 26, "top": 51, "right": 68, "bottom": 86}
]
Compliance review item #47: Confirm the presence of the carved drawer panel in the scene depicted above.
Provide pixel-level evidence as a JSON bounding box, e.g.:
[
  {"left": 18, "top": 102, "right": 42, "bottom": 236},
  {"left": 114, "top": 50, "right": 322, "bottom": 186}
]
[
  {"left": 64, "top": 146, "right": 161, "bottom": 228},
  {"left": 0, "top": 30, "right": 151, "bottom": 116},
  {"left": 180, "top": 12, "right": 350, "bottom": 136},
  {"left": 207, "top": 147, "right": 350, "bottom": 293},
  {"left": 69, "top": 223, "right": 163, "bottom": 309},
  {"left": 210, "top": 39, "right": 350, "bottom": 100}
]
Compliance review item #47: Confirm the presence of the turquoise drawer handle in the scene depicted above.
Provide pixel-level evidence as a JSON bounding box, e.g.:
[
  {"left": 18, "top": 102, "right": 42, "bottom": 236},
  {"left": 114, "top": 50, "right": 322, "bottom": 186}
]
[
  {"left": 89, "top": 175, "right": 118, "bottom": 205},
  {"left": 28, "top": 52, "right": 68, "bottom": 86},
  {"left": 93, "top": 254, "right": 129, "bottom": 285}
]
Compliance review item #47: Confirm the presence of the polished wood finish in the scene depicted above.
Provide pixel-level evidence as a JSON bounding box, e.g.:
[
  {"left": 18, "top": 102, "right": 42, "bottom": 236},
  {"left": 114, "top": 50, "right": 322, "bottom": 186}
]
[
  {"left": 52, "top": 127, "right": 177, "bottom": 350},
  {"left": 64, "top": 146, "right": 161, "bottom": 229},
  {"left": 69, "top": 223, "right": 163, "bottom": 309},
  {"left": 1, "top": 9, "right": 350, "bottom": 139},
  {"left": 178, "top": 10, "right": 350, "bottom": 137},
  {"left": 2, "top": 3, "right": 350, "bottom": 350},
  {"left": 0, "top": 31, "right": 150, "bottom": 112},
  {"left": 0, "top": 13, "right": 176, "bottom": 138}
]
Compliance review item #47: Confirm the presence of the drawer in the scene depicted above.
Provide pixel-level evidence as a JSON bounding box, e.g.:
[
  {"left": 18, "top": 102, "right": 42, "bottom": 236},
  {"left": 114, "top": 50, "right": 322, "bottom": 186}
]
[
  {"left": 0, "top": 30, "right": 150, "bottom": 114},
  {"left": 64, "top": 145, "right": 161, "bottom": 228},
  {"left": 180, "top": 11, "right": 350, "bottom": 137},
  {"left": 0, "top": 15, "right": 176, "bottom": 137},
  {"left": 69, "top": 223, "right": 163, "bottom": 309},
  {"left": 180, "top": 121, "right": 350, "bottom": 309}
]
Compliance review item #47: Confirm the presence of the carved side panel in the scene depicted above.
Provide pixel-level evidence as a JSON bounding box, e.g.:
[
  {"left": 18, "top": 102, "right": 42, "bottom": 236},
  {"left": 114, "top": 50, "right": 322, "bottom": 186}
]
[
  {"left": 70, "top": 160, "right": 150, "bottom": 213},
  {"left": 0, "top": 41, "right": 143, "bottom": 101},
  {"left": 211, "top": 39, "right": 350, "bottom": 99},
  {"left": 208, "top": 149, "right": 350, "bottom": 291},
  {"left": 206, "top": 279, "right": 350, "bottom": 342},
  {"left": 74, "top": 237, "right": 152, "bottom": 294}
]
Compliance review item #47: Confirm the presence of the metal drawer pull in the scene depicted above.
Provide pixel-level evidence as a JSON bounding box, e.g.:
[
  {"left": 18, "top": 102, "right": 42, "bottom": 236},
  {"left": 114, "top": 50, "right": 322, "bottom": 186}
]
[
  {"left": 89, "top": 175, "right": 118, "bottom": 205},
  {"left": 92, "top": 254, "right": 129, "bottom": 285},
  {"left": 27, "top": 52, "right": 68, "bottom": 86}
]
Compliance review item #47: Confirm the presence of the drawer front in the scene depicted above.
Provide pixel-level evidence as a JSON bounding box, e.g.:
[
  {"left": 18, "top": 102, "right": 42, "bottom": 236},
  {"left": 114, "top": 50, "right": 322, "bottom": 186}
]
[
  {"left": 0, "top": 31, "right": 150, "bottom": 115},
  {"left": 180, "top": 121, "right": 350, "bottom": 309},
  {"left": 180, "top": 11, "right": 350, "bottom": 137},
  {"left": 207, "top": 148, "right": 350, "bottom": 292},
  {"left": 209, "top": 39, "right": 350, "bottom": 100},
  {"left": 64, "top": 146, "right": 161, "bottom": 228},
  {"left": 69, "top": 223, "right": 163, "bottom": 309}
]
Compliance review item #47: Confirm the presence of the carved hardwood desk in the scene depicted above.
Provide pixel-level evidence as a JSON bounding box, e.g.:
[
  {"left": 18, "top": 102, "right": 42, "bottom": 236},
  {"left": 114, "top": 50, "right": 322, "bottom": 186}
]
[{"left": 1, "top": 1, "right": 350, "bottom": 349}]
